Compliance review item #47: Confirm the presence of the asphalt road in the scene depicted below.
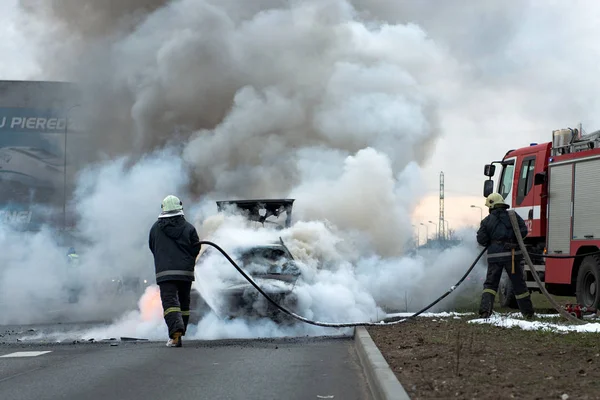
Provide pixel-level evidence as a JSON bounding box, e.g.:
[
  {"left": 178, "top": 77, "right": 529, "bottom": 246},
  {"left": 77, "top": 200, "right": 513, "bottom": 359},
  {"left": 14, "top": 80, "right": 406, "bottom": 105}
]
[{"left": 0, "top": 336, "right": 371, "bottom": 400}]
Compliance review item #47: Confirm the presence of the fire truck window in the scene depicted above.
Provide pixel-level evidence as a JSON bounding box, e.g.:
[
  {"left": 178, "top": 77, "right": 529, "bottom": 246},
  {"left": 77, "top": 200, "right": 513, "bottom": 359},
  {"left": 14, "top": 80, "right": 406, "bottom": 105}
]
[
  {"left": 499, "top": 163, "right": 514, "bottom": 199},
  {"left": 516, "top": 158, "right": 535, "bottom": 205},
  {"left": 525, "top": 158, "right": 535, "bottom": 194}
]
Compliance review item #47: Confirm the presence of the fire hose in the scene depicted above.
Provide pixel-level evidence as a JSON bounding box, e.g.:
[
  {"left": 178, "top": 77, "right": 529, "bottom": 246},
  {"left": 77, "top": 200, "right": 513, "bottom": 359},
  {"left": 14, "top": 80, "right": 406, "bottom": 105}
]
[
  {"left": 507, "top": 210, "right": 585, "bottom": 324},
  {"left": 198, "top": 240, "right": 489, "bottom": 328}
]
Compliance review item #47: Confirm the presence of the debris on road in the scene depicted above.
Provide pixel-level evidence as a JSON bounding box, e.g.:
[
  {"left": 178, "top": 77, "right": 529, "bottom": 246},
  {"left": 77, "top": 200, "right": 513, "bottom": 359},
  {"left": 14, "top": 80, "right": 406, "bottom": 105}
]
[{"left": 120, "top": 337, "right": 149, "bottom": 342}]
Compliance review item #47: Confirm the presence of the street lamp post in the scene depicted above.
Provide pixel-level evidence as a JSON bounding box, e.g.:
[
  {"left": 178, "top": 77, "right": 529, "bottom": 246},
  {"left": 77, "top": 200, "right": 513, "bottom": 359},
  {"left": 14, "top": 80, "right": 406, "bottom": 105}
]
[
  {"left": 413, "top": 224, "right": 420, "bottom": 255},
  {"left": 63, "top": 104, "right": 81, "bottom": 231},
  {"left": 420, "top": 222, "right": 428, "bottom": 243},
  {"left": 470, "top": 205, "right": 483, "bottom": 221},
  {"left": 428, "top": 220, "right": 437, "bottom": 240},
  {"left": 411, "top": 224, "right": 418, "bottom": 247}
]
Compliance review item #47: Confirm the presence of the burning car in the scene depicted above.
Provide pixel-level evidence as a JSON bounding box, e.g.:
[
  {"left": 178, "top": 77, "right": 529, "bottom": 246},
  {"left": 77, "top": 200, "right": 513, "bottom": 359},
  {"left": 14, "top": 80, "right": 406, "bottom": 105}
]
[{"left": 189, "top": 199, "right": 302, "bottom": 324}]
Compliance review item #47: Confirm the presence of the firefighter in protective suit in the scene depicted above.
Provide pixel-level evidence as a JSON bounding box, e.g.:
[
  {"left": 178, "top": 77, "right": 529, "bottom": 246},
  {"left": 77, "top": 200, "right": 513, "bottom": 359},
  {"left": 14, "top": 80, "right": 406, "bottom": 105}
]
[
  {"left": 476, "top": 193, "right": 535, "bottom": 319},
  {"left": 67, "top": 248, "right": 79, "bottom": 265},
  {"left": 66, "top": 247, "right": 81, "bottom": 303},
  {"left": 149, "top": 195, "right": 200, "bottom": 347}
]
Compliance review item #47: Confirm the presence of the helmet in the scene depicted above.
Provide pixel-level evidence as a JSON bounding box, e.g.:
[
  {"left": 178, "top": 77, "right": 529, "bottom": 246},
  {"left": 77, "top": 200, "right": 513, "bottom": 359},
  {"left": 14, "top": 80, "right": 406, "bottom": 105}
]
[
  {"left": 160, "top": 195, "right": 184, "bottom": 217},
  {"left": 485, "top": 193, "right": 506, "bottom": 209}
]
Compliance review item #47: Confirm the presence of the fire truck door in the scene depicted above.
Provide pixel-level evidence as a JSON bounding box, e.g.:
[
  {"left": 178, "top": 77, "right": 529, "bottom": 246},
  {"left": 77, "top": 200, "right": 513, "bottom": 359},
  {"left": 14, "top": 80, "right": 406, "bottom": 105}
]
[{"left": 514, "top": 155, "right": 537, "bottom": 232}]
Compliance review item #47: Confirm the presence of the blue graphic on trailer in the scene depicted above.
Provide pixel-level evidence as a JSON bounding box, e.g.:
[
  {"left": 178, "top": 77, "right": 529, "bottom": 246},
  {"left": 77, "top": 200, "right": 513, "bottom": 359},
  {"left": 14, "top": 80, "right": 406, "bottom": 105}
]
[{"left": 0, "top": 107, "right": 69, "bottom": 231}]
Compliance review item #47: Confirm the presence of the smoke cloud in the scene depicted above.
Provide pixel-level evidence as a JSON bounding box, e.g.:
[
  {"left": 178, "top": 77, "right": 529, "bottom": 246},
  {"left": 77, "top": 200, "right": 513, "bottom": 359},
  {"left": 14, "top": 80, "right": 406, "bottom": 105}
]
[
  {"left": 18, "top": 0, "right": 446, "bottom": 183},
  {"left": 15, "top": 0, "right": 456, "bottom": 250}
]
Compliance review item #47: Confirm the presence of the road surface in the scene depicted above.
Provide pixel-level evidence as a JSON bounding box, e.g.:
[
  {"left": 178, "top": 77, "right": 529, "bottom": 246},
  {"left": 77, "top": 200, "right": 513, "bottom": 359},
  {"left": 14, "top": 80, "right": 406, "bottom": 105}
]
[{"left": 0, "top": 335, "right": 371, "bottom": 400}]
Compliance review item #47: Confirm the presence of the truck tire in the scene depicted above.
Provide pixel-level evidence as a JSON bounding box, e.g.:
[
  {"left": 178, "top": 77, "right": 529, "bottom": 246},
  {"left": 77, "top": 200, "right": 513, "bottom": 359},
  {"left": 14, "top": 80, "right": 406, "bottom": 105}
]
[
  {"left": 499, "top": 271, "right": 518, "bottom": 309},
  {"left": 575, "top": 255, "right": 600, "bottom": 308}
]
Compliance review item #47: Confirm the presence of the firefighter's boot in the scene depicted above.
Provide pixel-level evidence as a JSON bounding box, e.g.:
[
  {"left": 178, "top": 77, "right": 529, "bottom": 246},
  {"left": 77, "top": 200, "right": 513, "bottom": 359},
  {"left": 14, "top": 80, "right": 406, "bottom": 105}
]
[
  {"left": 516, "top": 292, "right": 535, "bottom": 320},
  {"left": 166, "top": 331, "right": 182, "bottom": 348},
  {"left": 478, "top": 290, "right": 496, "bottom": 318}
]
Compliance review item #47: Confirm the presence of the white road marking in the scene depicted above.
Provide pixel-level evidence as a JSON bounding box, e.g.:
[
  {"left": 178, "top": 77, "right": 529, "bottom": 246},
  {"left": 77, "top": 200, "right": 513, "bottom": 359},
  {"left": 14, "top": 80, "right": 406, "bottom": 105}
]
[{"left": 0, "top": 351, "right": 52, "bottom": 358}]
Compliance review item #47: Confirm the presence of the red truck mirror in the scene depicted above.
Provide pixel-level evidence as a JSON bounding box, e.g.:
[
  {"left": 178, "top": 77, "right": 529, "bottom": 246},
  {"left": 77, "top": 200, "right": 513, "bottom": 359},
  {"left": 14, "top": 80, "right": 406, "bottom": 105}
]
[
  {"left": 484, "top": 164, "right": 496, "bottom": 177},
  {"left": 483, "top": 179, "right": 494, "bottom": 197}
]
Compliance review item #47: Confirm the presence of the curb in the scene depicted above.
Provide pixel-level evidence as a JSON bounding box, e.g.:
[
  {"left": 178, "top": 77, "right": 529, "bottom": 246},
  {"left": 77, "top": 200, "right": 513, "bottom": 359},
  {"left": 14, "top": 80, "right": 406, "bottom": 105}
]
[{"left": 354, "top": 326, "right": 411, "bottom": 400}]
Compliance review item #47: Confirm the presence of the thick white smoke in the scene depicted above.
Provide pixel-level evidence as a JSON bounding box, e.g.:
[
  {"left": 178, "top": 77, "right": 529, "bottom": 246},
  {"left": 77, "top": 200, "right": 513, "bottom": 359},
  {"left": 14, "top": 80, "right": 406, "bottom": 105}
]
[
  {"left": 18, "top": 198, "right": 484, "bottom": 341},
  {"left": 11, "top": 147, "right": 484, "bottom": 341},
  {"left": 0, "top": 148, "right": 188, "bottom": 325}
]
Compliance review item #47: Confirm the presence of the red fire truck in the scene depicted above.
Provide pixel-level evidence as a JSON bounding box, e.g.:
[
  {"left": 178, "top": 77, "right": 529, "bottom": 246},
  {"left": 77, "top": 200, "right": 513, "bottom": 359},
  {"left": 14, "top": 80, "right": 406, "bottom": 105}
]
[{"left": 483, "top": 125, "right": 600, "bottom": 309}]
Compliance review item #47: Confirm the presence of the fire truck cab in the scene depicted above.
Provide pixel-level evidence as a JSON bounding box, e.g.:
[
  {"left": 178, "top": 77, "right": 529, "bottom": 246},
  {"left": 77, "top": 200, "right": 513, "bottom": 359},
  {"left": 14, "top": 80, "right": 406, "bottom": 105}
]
[{"left": 483, "top": 125, "right": 600, "bottom": 309}]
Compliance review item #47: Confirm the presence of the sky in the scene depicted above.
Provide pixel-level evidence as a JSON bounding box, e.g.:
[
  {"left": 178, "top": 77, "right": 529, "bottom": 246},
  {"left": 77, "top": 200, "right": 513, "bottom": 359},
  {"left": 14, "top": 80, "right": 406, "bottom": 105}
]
[
  {"left": 2, "top": 0, "right": 600, "bottom": 240},
  {"left": 0, "top": 0, "right": 40, "bottom": 79}
]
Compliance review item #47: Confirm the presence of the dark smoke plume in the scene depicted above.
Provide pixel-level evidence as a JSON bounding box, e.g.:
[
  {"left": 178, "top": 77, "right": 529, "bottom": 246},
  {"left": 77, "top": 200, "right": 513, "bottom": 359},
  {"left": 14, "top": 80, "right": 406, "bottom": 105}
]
[{"left": 19, "top": 0, "right": 444, "bottom": 199}]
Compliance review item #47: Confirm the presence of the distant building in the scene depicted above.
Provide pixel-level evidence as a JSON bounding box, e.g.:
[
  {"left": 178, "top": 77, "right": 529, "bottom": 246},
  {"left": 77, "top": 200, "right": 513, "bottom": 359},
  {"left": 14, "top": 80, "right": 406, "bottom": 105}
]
[
  {"left": 405, "top": 237, "right": 463, "bottom": 257},
  {"left": 418, "top": 238, "right": 462, "bottom": 250}
]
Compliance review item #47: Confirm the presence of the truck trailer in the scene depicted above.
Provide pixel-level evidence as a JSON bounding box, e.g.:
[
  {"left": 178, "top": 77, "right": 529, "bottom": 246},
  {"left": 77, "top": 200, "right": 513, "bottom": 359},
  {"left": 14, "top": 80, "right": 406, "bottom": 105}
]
[
  {"left": 483, "top": 125, "right": 600, "bottom": 309},
  {"left": 0, "top": 80, "right": 84, "bottom": 236}
]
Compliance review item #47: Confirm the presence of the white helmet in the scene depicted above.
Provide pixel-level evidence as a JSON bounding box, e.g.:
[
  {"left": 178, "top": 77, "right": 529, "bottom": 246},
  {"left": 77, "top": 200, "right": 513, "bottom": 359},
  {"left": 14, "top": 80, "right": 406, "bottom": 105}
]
[
  {"left": 485, "top": 192, "right": 506, "bottom": 209},
  {"left": 159, "top": 195, "right": 184, "bottom": 218}
]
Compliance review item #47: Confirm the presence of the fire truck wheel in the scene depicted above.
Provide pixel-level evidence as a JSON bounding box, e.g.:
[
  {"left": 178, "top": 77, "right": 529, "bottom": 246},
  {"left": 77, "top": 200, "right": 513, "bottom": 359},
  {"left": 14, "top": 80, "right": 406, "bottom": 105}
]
[
  {"left": 575, "top": 255, "right": 600, "bottom": 309},
  {"left": 499, "top": 271, "right": 518, "bottom": 309}
]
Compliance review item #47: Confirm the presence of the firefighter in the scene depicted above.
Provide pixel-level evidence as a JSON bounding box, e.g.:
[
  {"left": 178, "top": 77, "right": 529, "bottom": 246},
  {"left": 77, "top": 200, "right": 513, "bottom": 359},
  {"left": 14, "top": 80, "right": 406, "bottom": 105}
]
[
  {"left": 66, "top": 247, "right": 81, "bottom": 303},
  {"left": 476, "top": 192, "right": 535, "bottom": 319},
  {"left": 148, "top": 195, "right": 201, "bottom": 347},
  {"left": 67, "top": 247, "right": 79, "bottom": 265}
]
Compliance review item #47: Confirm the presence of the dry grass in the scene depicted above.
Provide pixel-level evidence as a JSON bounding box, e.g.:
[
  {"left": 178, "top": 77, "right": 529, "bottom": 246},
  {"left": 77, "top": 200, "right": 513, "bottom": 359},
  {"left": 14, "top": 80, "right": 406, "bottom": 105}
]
[{"left": 368, "top": 315, "right": 600, "bottom": 399}]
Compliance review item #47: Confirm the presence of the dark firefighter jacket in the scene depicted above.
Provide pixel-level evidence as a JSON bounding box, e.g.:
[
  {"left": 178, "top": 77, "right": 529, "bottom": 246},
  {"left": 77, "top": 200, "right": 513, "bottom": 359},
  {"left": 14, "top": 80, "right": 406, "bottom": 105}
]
[
  {"left": 148, "top": 215, "right": 201, "bottom": 284},
  {"left": 476, "top": 206, "right": 528, "bottom": 263}
]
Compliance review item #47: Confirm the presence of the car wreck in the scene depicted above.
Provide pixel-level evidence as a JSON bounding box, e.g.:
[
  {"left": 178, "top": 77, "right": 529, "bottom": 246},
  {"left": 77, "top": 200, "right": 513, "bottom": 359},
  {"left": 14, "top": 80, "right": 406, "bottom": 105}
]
[{"left": 189, "top": 199, "right": 302, "bottom": 324}]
